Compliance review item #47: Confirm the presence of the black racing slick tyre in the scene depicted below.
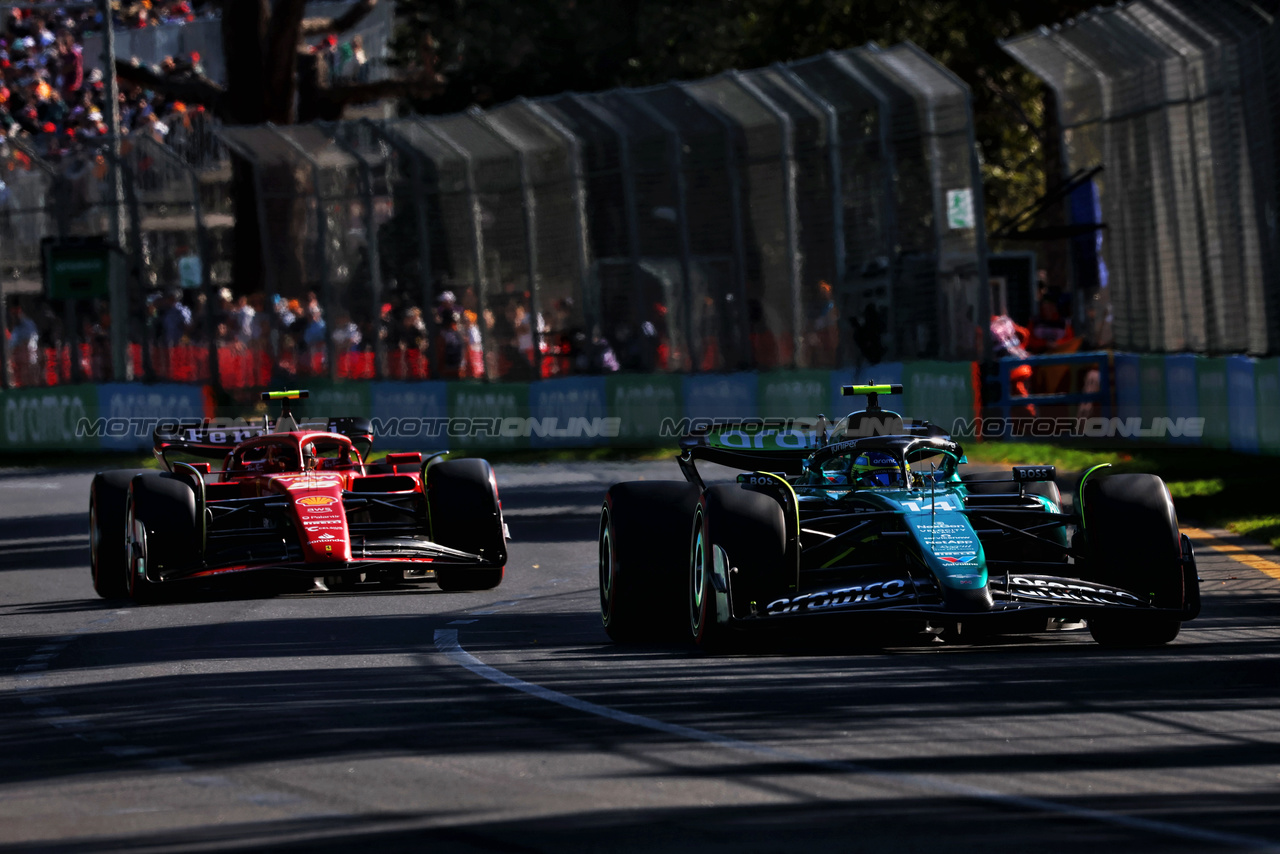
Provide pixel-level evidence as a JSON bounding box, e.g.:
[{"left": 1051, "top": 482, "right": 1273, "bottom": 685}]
[
  {"left": 599, "top": 481, "right": 699, "bottom": 643},
  {"left": 690, "top": 485, "right": 787, "bottom": 650},
  {"left": 89, "top": 469, "right": 150, "bottom": 599},
  {"left": 125, "top": 473, "right": 197, "bottom": 604},
  {"left": 1081, "top": 473, "right": 1184, "bottom": 647},
  {"left": 427, "top": 459, "right": 506, "bottom": 592}
]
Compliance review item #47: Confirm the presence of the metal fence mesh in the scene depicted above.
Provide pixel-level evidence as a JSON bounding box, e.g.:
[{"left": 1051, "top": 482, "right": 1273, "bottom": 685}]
[
  {"left": 1004, "top": 0, "right": 1280, "bottom": 357},
  {"left": 2, "top": 41, "right": 991, "bottom": 386}
]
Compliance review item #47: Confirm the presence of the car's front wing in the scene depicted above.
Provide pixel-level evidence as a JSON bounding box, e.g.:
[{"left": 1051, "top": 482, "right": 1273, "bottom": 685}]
[
  {"left": 154, "top": 536, "right": 498, "bottom": 584},
  {"left": 733, "top": 571, "right": 1198, "bottom": 624}
]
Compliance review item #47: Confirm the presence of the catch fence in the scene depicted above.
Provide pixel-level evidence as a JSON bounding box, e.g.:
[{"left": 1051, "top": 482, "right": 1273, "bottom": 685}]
[
  {"left": 1003, "top": 0, "right": 1280, "bottom": 355},
  {"left": 1, "top": 42, "right": 988, "bottom": 389}
]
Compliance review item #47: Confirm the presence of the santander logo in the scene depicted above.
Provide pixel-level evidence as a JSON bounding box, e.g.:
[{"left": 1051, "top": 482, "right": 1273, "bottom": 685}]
[{"left": 286, "top": 477, "right": 343, "bottom": 490}]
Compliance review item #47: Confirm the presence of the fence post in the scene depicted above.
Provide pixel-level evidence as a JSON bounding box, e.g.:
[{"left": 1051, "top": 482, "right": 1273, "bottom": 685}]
[
  {"left": 327, "top": 122, "right": 385, "bottom": 383},
  {"left": 623, "top": 90, "right": 696, "bottom": 373},
  {"left": 732, "top": 71, "right": 803, "bottom": 370},
  {"left": 417, "top": 118, "right": 489, "bottom": 378},
  {"left": 522, "top": 98, "right": 595, "bottom": 345},
  {"left": 217, "top": 129, "right": 282, "bottom": 386},
  {"left": 142, "top": 136, "right": 220, "bottom": 389},
  {"left": 829, "top": 53, "right": 898, "bottom": 363},
  {"left": 116, "top": 144, "right": 150, "bottom": 382},
  {"left": 364, "top": 119, "right": 433, "bottom": 380},
  {"left": 575, "top": 96, "right": 645, "bottom": 358},
  {"left": 676, "top": 80, "right": 752, "bottom": 370},
  {"left": 777, "top": 65, "right": 847, "bottom": 353},
  {"left": 469, "top": 106, "right": 543, "bottom": 363},
  {"left": 100, "top": 0, "right": 128, "bottom": 384},
  {"left": 268, "top": 124, "right": 335, "bottom": 382}
]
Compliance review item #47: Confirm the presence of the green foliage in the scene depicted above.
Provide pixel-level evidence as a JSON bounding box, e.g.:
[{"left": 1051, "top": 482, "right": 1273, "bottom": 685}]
[
  {"left": 960, "top": 441, "right": 1132, "bottom": 472},
  {"left": 393, "top": 0, "right": 1094, "bottom": 231}
]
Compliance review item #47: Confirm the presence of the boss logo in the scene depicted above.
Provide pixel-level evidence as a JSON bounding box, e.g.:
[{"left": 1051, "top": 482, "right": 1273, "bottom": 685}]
[
  {"left": 737, "top": 472, "right": 786, "bottom": 486},
  {"left": 1012, "top": 465, "right": 1056, "bottom": 483}
]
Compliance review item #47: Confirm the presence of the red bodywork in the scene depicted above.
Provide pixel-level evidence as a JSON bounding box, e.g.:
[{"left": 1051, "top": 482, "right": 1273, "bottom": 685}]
[
  {"left": 155, "top": 427, "right": 446, "bottom": 579},
  {"left": 213, "top": 431, "right": 379, "bottom": 566}
]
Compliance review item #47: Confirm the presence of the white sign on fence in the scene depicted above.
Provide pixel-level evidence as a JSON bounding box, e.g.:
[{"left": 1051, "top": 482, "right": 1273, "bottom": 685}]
[{"left": 946, "top": 188, "right": 975, "bottom": 230}]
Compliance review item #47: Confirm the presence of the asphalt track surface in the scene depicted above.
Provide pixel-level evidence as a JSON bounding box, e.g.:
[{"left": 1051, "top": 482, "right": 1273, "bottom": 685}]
[{"left": 2, "top": 461, "right": 1279, "bottom": 853}]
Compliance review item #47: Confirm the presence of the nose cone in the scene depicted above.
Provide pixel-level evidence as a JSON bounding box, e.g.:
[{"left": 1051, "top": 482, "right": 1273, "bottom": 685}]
[
  {"left": 280, "top": 478, "right": 351, "bottom": 563},
  {"left": 901, "top": 494, "right": 992, "bottom": 612}
]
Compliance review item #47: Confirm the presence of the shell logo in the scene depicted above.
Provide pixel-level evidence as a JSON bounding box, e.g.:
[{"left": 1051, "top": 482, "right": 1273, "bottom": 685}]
[{"left": 296, "top": 495, "right": 338, "bottom": 507}]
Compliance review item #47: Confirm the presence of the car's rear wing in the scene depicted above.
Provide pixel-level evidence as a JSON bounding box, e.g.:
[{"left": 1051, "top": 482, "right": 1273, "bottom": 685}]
[
  {"left": 677, "top": 444, "right": 812, "bottom": 488},
  {"left": 153, "top": 416, "right": 375, "bottom": 461}
]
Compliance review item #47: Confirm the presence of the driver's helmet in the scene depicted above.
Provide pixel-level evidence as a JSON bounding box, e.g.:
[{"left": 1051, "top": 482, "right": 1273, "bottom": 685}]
[
  {"left": 851, "top": 450, "right": 903, "bottom": 488},
  {"left": 264, "top": 444, "right": 297, "bottom": 473}
]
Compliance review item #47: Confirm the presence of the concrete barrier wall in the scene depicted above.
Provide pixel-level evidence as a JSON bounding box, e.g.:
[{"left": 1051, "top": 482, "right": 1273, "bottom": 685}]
[
  {"left": 0, "top": 364, "right": 980, "bottom": 452},
  {"left": 14, "top": 356, "right": 1280, "bottom": 455},
  {"left": 1113, "top": 354, "right": 1280, "bottom": 454}
]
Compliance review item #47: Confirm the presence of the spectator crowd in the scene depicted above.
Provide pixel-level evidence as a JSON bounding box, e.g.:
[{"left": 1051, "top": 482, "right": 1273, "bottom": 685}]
[
  {"left": 0, "top": 1, "right": 211, "bottom": 159},
  {"left": 4, "top": 277, "right": 635, "bottom": 388},
  {"left": 0, "top": 0, "right": 382, "bottom": 388}
]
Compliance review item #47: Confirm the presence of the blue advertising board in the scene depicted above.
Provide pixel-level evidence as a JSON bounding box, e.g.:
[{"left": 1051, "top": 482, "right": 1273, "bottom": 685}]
[
  {"left": 96, "top": 383, "right": 207, "bottom": 451},
  {"left": 1226, "top": 356, "right": 1259, "bottom": 454},
  {"left": 370, "top": 381, "right": 448, "bottom": 452},
  {"left": 1164, "top": 354, "right": 1199, "bottom": 445},
  {"left": 1114, "top": 353, "right": 1141, "bottom": 421},
  {"left": 683, "top": 373, "right": 758, "bottom": 420},
  {"left": 528, "top": 376, "right": 610, "bottom": 448}
]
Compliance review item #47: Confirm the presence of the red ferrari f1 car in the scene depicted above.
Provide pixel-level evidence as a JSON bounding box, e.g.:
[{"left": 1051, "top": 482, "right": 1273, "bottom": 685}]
[{"left": 89, "top": 391, "right": 507, "bottom": 602}]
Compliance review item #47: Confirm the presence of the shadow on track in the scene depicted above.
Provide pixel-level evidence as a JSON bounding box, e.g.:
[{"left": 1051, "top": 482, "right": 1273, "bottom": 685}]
[{"left": 4, "top": 789, "right": 1276, "bottom": 853}]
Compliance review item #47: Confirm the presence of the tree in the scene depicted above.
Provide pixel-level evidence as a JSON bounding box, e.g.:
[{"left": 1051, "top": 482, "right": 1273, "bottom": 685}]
[
  {"left": 394, "top": 0, "right": 1094, "bottom": 246},
  {"left": 116, "top": 0, "right": 445, "bottom": 293}
]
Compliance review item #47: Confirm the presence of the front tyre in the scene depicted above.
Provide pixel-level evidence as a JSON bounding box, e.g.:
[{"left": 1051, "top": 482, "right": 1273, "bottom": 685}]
[
  {"left": 689, "top": 506, "right": 727, "bottom": 649},
  {"left": 690, "top": 485, "right": 787, "bottom": 651},
  {"left": 1082, "top": 473, "right": 1184, "bottom": 647},
  {"left": 124, "top": 473, "right": 197, "bottom": 604},
  {"left": 427, "top": 459, "right": 507, "bottom": 577}
]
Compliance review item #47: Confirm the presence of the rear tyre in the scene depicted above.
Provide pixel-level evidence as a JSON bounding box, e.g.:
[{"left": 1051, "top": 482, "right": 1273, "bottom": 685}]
[
  {"left": 690, "top": 485, "right": 787, "bottom": 651},
  {"left": 599, "top": 482, "right": 699, "bottom": 643},
  {"left": 89, "top": 469, "right": 149, "bottom": 599},
  {"left": 125, "top": 473, "right": 197, "bottom": 604},
  {"left": 1082, "top": 473, "right": 1184, "bottom": 647}
]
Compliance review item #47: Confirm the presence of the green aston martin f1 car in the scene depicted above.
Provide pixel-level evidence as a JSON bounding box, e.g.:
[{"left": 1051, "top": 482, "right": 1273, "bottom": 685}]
[{"left": 598, "top": 384, "right": 1199, "bottom": 649}]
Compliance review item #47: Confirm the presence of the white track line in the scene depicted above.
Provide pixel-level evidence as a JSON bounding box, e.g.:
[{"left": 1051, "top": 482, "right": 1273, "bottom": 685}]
[{"left": 434, "top": 628, "right": 1278, "bottom": 851}]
